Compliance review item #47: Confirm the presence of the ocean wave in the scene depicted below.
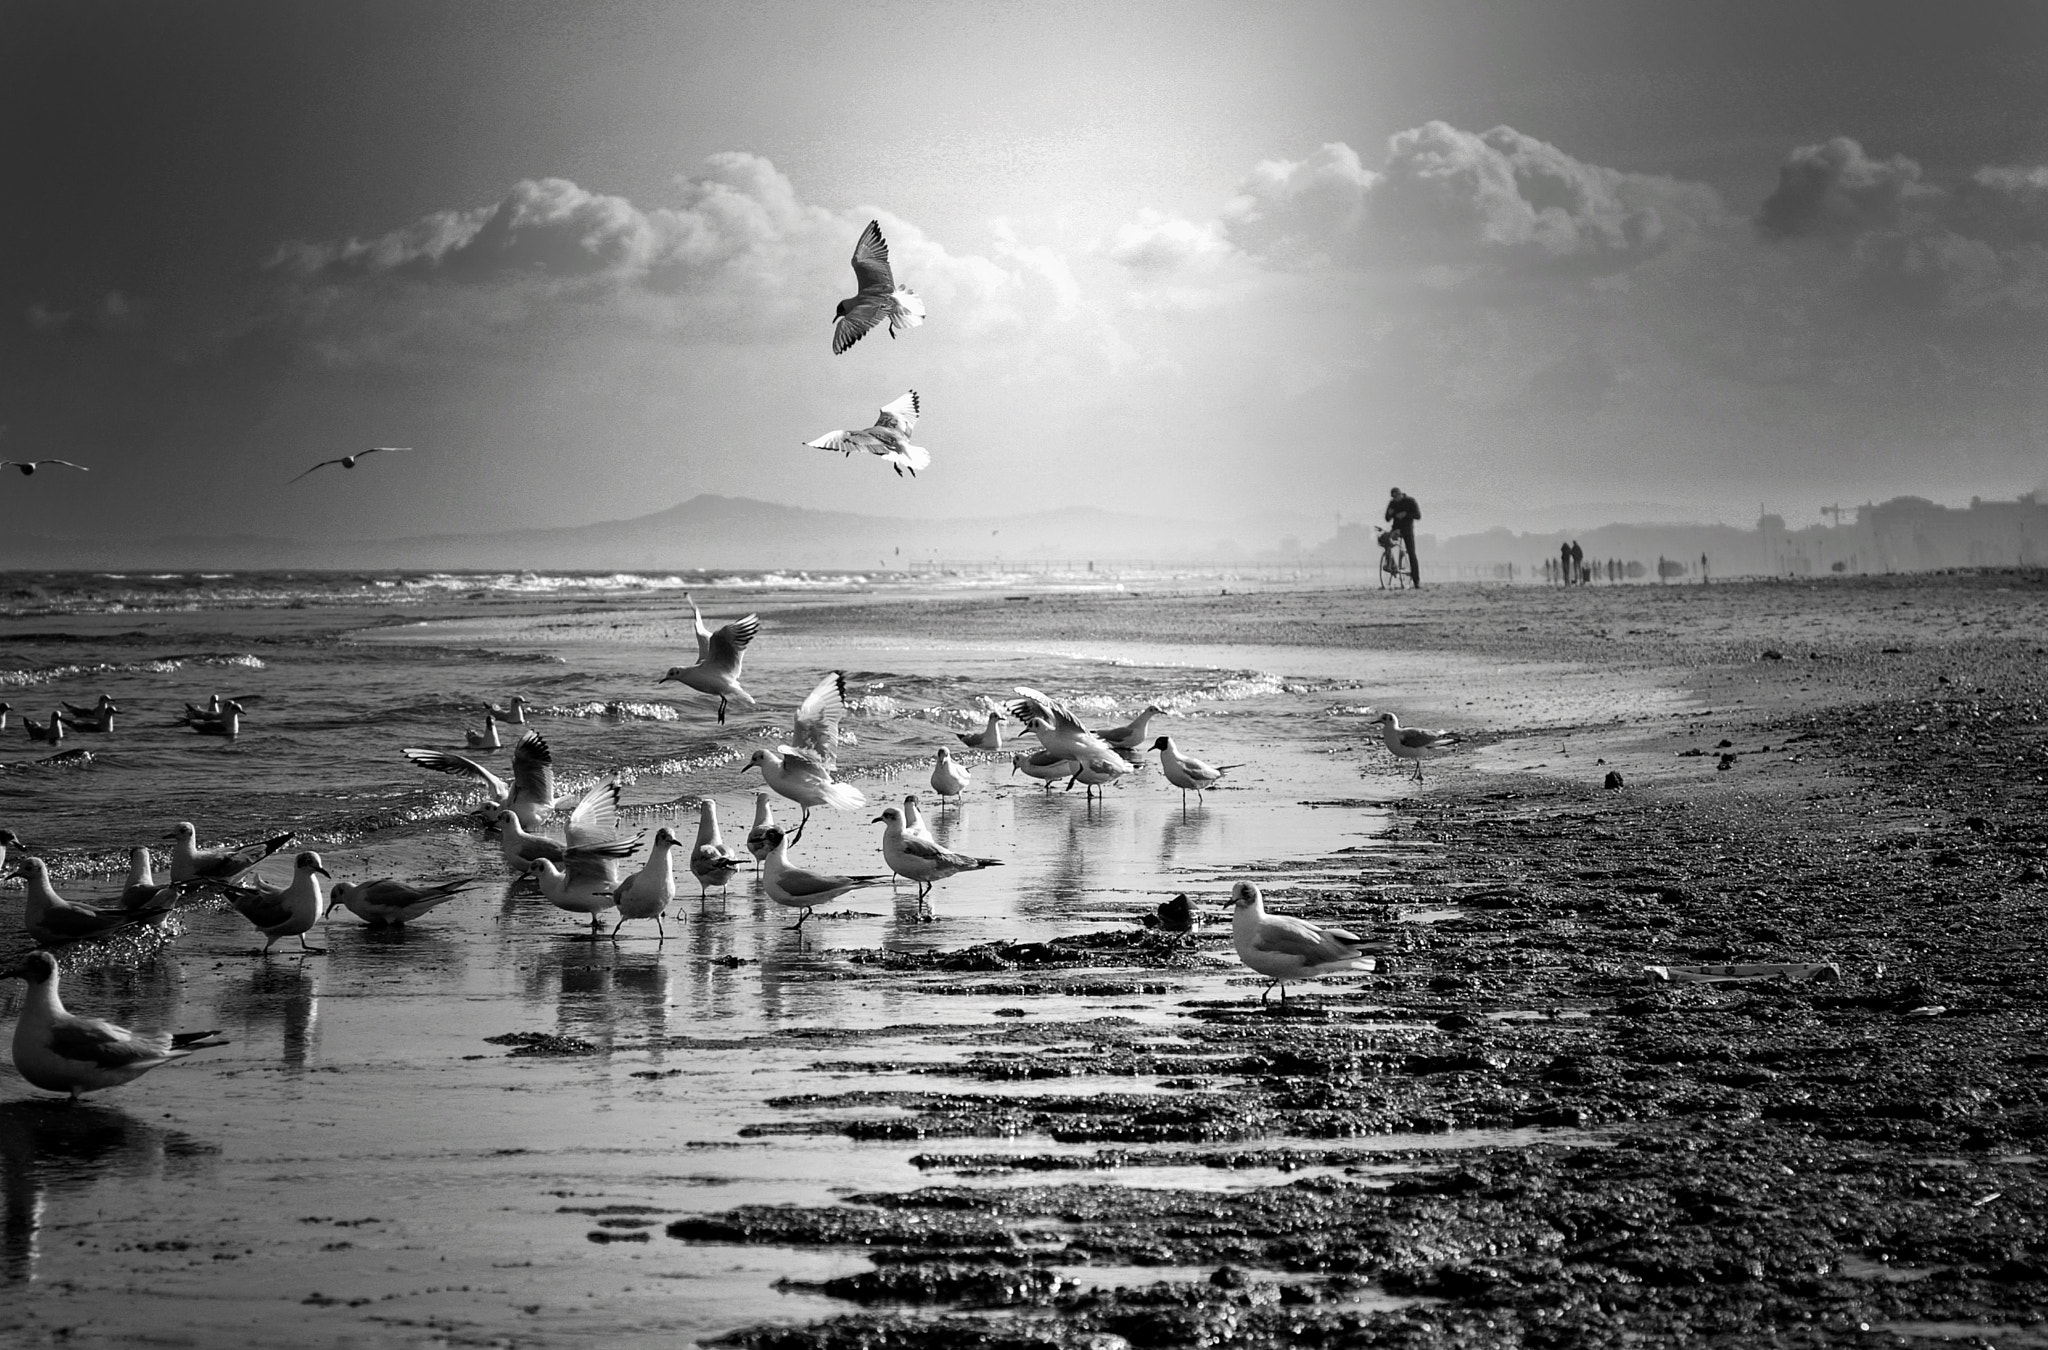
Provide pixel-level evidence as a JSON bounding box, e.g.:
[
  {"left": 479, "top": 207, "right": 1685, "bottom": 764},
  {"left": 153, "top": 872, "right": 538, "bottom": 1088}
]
[
  {"left": 0, "top": 653, "right": 261, "bottom": 688},
  {"left": 547, "top": 700, "right": 683, "bottom": 721}
]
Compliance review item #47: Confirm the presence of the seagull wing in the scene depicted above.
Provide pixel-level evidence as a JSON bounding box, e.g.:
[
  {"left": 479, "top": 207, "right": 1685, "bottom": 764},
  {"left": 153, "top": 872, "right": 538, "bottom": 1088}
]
[
  {"left": 287, "top": 458, "right": 345, "bottom": 485},
  {"left": 833, "top": 303, "right": 882, "bottom": 356},
  {"left": 403, "top": 747, "right": 509, "bottom": 800},
  {"left": 39, "top": 460, "right": 91, "bottom": 472},
  {"left": 1397, "top": 728, "right": 1444, "bottom": 750},
  {"left": 49, "top": 1017, "right": 171, "bottom": 1069},
  {"left": 709, "top": 615, "right": 759, "bottom": 667},
  {"left": 806, "top": 429, "right": 858, "bottom": 453},
  {"left": 1013, "top": 686, "right": 1086, "bottom": 734},
  {"left": 790, "top": 671, "right": 848, "bottom": 768},
  {"left": 563, "top": 778, "right": 624, "bottom": 849},
  {"left": 1253, "top": 915, "right": 1360, "bottom": 961},
  {"left": 366, "top": 446, "right": 412, "bottom": 456},
  {"left": 875, "top": 390, "right": 919, "bottom": 435},
  {"left": 38, "top": 902, "right": 126, "bottom": 940},
  {"left": 849, "top": 220, "right": 894, "bottom": 295},
  {"left": 774, "top": 745, "right": 839, "bottom": 791},
  {"left": 510, "top": 730, "right": 556, "bottom": 806},
  {"left": 776, "top": 866, "right": 875, "bottom": 899}
]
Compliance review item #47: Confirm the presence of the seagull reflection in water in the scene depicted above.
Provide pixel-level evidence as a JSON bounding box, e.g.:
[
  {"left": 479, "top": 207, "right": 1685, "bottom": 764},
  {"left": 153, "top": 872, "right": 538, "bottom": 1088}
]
[
  {"left": 212, "top": 961, "right": 321, "bottom": 1070},
  {"left": 0, "top": 1101, "right": 216, "bottom": 1283}
]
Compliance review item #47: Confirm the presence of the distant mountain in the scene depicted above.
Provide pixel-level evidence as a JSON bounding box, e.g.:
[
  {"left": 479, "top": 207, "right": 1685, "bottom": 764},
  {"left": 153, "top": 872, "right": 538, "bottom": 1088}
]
[{"left": 0, "top": 494, "right": 1284, "bottom": 572}]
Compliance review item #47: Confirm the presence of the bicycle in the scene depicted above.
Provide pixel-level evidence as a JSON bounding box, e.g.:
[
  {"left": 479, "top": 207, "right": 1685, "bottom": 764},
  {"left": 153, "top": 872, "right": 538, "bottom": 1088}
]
[{"left": 1377, "top": 531, "right": 1413, "bottom": 589}]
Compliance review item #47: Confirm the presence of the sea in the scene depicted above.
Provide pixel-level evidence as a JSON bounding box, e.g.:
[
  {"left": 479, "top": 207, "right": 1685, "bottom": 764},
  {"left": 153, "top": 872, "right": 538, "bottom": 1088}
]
[{"left": 0, "top": 569, "right": 1415, "bottom": 1347}]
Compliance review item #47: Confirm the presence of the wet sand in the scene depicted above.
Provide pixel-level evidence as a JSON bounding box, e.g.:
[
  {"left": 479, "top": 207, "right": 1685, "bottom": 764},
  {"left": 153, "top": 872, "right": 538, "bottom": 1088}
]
[{"left": 6, "top": 571, "right": 2047, "bottom": 1348}]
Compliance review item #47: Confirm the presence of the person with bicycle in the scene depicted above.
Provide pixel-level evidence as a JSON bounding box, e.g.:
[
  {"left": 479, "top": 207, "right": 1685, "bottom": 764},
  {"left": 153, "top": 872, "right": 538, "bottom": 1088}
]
[{"left": 1385, "top": 488, "right": 1421, "bottom": 587}]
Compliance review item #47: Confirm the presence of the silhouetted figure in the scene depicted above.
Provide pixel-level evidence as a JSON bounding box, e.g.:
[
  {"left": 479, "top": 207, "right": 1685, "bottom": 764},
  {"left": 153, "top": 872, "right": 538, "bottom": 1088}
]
[
  {"left": 1558, "top": 541, "right": 1572, "bottom": 585},
  {"left": 1385, "top": 488, "right": 1421, "bottom": 586},
  {"left": 1701, "top": 553, "right": 1710, "bottom": 584},
  {"left": 1569, "top": 540, "right": 1584, "bottom": 585}
]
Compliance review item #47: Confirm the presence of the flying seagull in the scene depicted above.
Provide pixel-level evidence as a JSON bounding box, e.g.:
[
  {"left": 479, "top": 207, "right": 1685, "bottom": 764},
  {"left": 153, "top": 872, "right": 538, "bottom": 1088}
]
[
  {"left": 0, "top": 459, "right": 90, "bottom": 476},
  {"left": 832, "top": 220, "right": 924, "bottom": 354},
  {"left": 288, "top": 446, "right": 412, "bottom": 484},
  {"left": 806, "top": 391, "right": 930, "bottom": 477}
]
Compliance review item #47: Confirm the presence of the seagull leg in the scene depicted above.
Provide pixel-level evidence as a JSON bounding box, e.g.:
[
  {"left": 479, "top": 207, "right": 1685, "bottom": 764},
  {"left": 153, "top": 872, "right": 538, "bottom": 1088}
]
[
  {"left": 610, "top": 916, "right": 625, "bottom": 940},
  {"left": 717, "top": 697, "right": 727, "bottom": 724},
  {"left": 299, "top": 935, "right": 326, "bottom": 956},
  {"left": 655, "top": 915, "right": 666, "bottom": 942},
  {"left": 791, "top": 806, "right": 812, "bottom": 846},
  {"left": 1259, "top": 981, "right": 1273, "bottom": 1006}
]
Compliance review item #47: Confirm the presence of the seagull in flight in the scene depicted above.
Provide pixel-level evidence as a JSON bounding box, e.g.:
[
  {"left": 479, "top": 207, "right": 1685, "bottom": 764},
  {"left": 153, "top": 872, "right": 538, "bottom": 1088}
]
[
  {"left": 0, "top": 459, "right": 90, "bottom": 476},
  {"left": 402, "top": 729, "right": 567, "bottom": 831},
  {"left": 806, "top": 391, "right": 930, "bottom": 477},
  {"left": 288, "top": 446, "right": 412, "bottom": 484},
  {"left": 832, "top": 220, "right": 924, "bottom": 354},
  {"left": 659, "top": 609, "right": 759, "bottom": 723}
]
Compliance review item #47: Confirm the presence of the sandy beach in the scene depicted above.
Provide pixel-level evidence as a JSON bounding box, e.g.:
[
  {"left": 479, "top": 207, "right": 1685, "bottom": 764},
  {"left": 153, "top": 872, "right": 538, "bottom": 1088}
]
[{"left": 4, "top": 570, "right": 2046, "bottom": 1349}]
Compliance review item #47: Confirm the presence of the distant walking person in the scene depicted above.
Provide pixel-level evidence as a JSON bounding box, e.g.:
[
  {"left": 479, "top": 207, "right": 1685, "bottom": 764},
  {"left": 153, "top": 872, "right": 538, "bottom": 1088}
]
[
  {"left": 1385, "top": 488, "right": 1421, "bottom": 587},
  {"left": 1558, "top": 541, "right": 1572, "bottom": 586},
  {"left": 1569, "top": 540, "right": 1584, "bottom": 585}
]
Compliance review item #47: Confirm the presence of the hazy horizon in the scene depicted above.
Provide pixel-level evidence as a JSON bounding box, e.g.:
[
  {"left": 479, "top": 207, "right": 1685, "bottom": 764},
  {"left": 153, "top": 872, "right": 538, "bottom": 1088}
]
[{"left": 4, "top": 1, "right": 2045, "bottom": 550}]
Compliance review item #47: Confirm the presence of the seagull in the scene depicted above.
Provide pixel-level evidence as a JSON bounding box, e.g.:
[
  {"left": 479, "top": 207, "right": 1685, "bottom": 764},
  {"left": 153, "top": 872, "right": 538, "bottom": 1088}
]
[
  {"left": 929, "top": 746, "right": 970, "bottom": 810},
  {"left": 1097, "top": 704, "right": 1169, "bottom": 754},
  {"left": 120, "top": 846, "right": 192, "bottom": 911},
  {"left": 0, "top": 827, "right": 22, "bottom": 873},
  {"left": 326, "top": 875, "right": 478, "bottom": 927},
  {"left": 220, "top": 851, "right": 332, "bottom": 955},
  {"left": 873, "top": 806, "right": 1002, "bottom": 912},
  {"left": 59, "top": 695, "right": 118, "bottom": 733},
  {"left": 5, "top": 951, "right": 227, "bottom": 1100},
  {"left": 612, "top": 828, "right": 681, "bottom": 938},
  {"left": 1007, "top": 688, "right": 1131, "bottom": 791},
  {"left": 165, "top": 822, "right": 296, "bottom": 886},
  {"left": 483, "top": 695, "right": 530, "bottom": 725},
  {"left": 497, "top": 780, "right": 639, "bottom": 929},
  {"left": 744, "top": 792, "right": 778, "bottom": 865},
  {"left": 287, "top": 446, "right": 412, "bottom": 485},
  {"left": 10, "top": 857, "right": 176, "bottom": 945},
  {"left": 0, "top": 459, "right": 90, "bottom": 476},
  {"left": 24, "top": 711, "right": 63, "bottom": 744},
  {"left": 1011, "top": 749, "right": 1080, "bottom": 790},
  {"left": 0, "top": 702, "right": 11, "bottom": 731},
  {"left": 832, "top": 220, "right": 925, "bottom": 355},
  {"left": 741, "top": 747, "right": 866, "bottom": 845},
  {"left": 687, "top": 801, "right": 745, "bottom": 907},
  {"left": 683, "top": 592, "right": 717, "bottom": 663},
  {"left": 806, "top": 391, "right": 931, "bottom": 478},
  {"left": 403, "top": 729, "right": 565, "bottom": 831},
  {"left": 901, "top": 794, "right": 937, "bottom": 844},
  {"left": 659, "top": 609, "right": 759, "bottom": 723},
  {"left": 1231, "top": 881, "right": 1374, "bottom": 1004},
  {"left": 755, "top": 825, "right": 889, "bottom": 930},
  {"left": 1375, "top": 712, "right": 1465, "bottom": 781},
  {"left": 466, "top": 712, "right": 501, "bottom": 751},
  {"left": 790, "top": 671, "right": 851, "bottom": 769},
  {"left": 1151, "top": 736, "right": 1240, "bottom": 805},
  {"left": 184, "top": 700, "right": 242, "bottom": 739},
  {"left": 956, "top": 712, "right": 1002, "bottom": 752}
]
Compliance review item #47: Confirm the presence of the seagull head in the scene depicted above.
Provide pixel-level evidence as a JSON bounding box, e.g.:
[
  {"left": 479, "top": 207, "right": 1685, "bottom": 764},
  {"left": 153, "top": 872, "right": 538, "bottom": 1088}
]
[
  {"left": 652, "top": 827, "right": 678, "bottom": 848},
  {"left": 1149, "top": 736, "right": 1173, "bottom": 752},
  {"left": 165, "top": 822, "right": 198, "bottom": 843},
  {"left": 294, "top": 852, "right": 330, "bottom": 878},
  {"left": 1230, "top": 880, "right": 1263, "bottom": 912},
  {"left": 739, "top": 749, "right": 772, "bottom": 774},
  {"left": 1373, "top": 713, "right": 1396, "bottom": 726},
  {"left": 934, "top": 747, "right": 953, "bottom": 762},
  {"left": 1019, "top": 716, "right": 1052, "bottom": 738},
  {"left": 872, "top": 807, "right": 902, "bottom": 825},
  {"left": 0, "top": 828, "right": 24, "bottom": 847},
  {"left": 4, "top": 950, "right": 57, "bottom": 984},
  {"left": 657, "top": 668, "right": 685, "bottom": 684},
  {"left": 8, "top": 857, "right": 49, "bottom": 882},
  {"left": 757, "top": 825, "right": 786, "bottom": 850}
]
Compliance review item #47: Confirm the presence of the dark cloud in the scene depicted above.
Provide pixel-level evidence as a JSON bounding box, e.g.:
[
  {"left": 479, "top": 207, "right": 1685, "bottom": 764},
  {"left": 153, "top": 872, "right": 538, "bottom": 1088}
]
[{"left": 1757, "top": 136, "right": 1930, "bottom": 239}]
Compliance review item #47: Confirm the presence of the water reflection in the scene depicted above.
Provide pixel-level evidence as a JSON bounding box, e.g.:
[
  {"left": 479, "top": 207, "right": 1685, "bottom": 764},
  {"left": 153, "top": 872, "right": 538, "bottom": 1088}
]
[
  {"left": 0, "top": 1101, "right": 216, "bottom": 1283},
  {"left": 523, "top": 942, "right": 674, "bottom": 1049},
  {"left": 1158, "top": 798, "right": 1217, "bottom": 867},
  {"left": 212, "top": 961, "right": 322, "bottom": 1069}
]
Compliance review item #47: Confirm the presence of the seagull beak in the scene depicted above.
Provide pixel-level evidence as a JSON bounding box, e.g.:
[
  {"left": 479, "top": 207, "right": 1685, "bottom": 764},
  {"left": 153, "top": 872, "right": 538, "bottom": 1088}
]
[
  {"left": 311, "top": 865, "right": 331, "bottom": 878},
  {"left": 738, "top": 763, "right": 756, "bottom": 775}
]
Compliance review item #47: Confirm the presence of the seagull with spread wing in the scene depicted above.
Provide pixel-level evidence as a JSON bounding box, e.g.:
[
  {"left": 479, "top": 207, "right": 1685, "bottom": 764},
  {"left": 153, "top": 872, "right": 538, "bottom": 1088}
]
[
  {"left": 11, "top": 857, "right": 177, "bottom": 945},
  {"left": 6, "top": 951, "right": 228, "bottom": 1100},
  {"left": 832, "top": 220, "right": 925, "bottom": 354},
  {"left": 806, "top": 390, "right": 931, "bottom": 478},
  {"left": 741, "top": 746, "right": 865, "bottom": 846},
  {"left": 402, "top": 729, "right": 567, "bottom": 831},
  {"left": 1007, "top": 686, "right": 1132, "bottom": 794},
  {"left": 287, "top": 446, "right": 411, "bottom": 484},
  {"left": 659, "top": 607, "right": 759, "bottom": 723},
  {"left": 508, "top": 780, "right": 642, "bottom": 931},
  {"left": 0, "top": 459, "right": 90, "bottom": 476}
]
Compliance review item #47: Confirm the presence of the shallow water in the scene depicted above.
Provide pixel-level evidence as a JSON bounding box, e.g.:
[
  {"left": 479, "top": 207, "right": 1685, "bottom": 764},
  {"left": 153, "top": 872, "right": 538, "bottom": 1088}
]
[{"left": 0, "top": 574, "right": 1462, "bottom": 1347}]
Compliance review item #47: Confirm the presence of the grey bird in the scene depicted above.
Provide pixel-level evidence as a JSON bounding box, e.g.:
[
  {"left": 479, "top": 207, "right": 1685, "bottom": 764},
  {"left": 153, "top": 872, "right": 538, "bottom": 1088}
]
[
  {"left": 288, "top": 446, "right": 412, "bottom": 484},
  {"left": 327, "top": 875, "right": 479, "bottom": 927},
  {"left": 832, "top": 220, "right": 925, "bottom": 354},
  {"left": 6, "top": 952, "right": 227, "bottom": 1100},
  {"left": 0, "top": 459, "right": 90, "bottom": 476},
  {"left": 806, "top": 391, "right": 931, "bottom": 477}
]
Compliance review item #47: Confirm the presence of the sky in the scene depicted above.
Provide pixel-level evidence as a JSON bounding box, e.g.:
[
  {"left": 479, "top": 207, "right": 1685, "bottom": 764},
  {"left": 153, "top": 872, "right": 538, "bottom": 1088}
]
[{"left": 3, "top": 0, "right": 2046, "bottom": 548}]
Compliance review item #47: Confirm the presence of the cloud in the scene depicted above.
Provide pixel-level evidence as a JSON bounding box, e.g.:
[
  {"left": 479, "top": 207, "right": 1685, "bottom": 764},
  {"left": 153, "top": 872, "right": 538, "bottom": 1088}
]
[
  {"left": 1757, "top": 136, "right": 1932, "bottom": 240},
  {"left": 25, "top": 302, "right": 71, "bottom": 333},
  {"left": 267, "top": 153, "right": 1107, "bottom": 366},
  {"left": 1219, "top": 142, "right": 1377, "bottom": 265}
]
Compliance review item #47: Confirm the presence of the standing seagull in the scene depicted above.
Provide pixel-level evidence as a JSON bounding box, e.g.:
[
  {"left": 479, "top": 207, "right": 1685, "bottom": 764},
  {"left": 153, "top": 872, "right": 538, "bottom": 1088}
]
[
  {"left": 745, "top": 792, "right": 778, "bottom": 865},
  {"left": 165, "top": 822, "right": 296, "bottom": 886},
  {"left": 873, "top": 806, "right": 1002, "bottom": 913},
  {"left": 1151, "top": 736, "right": 1240, "bottom": 806},
  {"left": 832, "top": 220, "right": 925, "bottom": 354},
  {"left": 1097, "top": 704, "right": 1169, "bottom": 754},
  {"left": 806, "top": 391, "right": 931, "bottom": 478},
  {"left": 612, "top": 828, "right": 681, "bottom": 939},
  {"left": 326, "top": 875, "right": 478, "bottom": 927},
  {"left": 11, "top": 858, "right": 175, "bottom": 945},
  {"left": 220, "top": 852, "right": 332, "bottom": 955},
  {"left": 929, "top": 747, "right": 970, "bottom": 811},
  {"left": 755, "top": 825, "right": 889, "bottom": 930},
  {"left": 741, "top": 747, "right": 866, "bottom": 845},
  {"left": 687, "top": 801, "right": 745, "bottom": 907},
  {"left": 957, "top": 712, "right": 1002, "bottom": 752},
  {"left": 0, "top": 459, "right": 90, "bottom": 476},
  {"left": 287, "top": 446, "right": 412, "bottom": 484},
  {"left": 1374, "top": 712, "right": 1465, "bottom": 781},
  {"left": 1230, "top": 881, "right": 1374, "bottom": 1005},
  {"left": 659, "top": 610, "right": 759, "bottom": 724},
  {"left": 5, "top": 951, "right": 227, "bottom": 1100}
]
